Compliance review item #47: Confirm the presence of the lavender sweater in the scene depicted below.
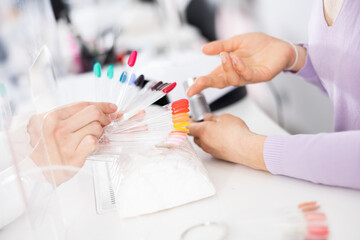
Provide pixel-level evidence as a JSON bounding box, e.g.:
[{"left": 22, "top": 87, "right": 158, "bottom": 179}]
[{"left": 264, "top": 0, "right": 360, "bottom": 190}]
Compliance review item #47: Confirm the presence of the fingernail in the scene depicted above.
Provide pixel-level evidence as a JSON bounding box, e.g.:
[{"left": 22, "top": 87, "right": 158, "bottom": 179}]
[
  {"left": 186, "top": 89, "right": 192, "bottom": 97},
  {"left": 231, "top": 54, "right": 238, "bottom": 64},
  {"left": 109, "top": 103, "right": 118, "bottom": 110},
  {"left": 220, "top": 52, "right": 227, "bottom": 63},
  {"left": 203, "top": 113, "right": 212, "bottom": 120},
  {"left": 106, "top": 115, "right": 112, "bottom": 122}
]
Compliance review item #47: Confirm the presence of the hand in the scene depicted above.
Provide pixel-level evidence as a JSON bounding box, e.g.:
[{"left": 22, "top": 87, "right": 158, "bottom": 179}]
[
  {"left": 187, "top": 32, "right": 306, "bottom": 97},
  {"left": 188, "top": 113, "right": 268, "bottom": 171},
  {"left": 28, "top": 102, "right": 117, "bottom": 184}
]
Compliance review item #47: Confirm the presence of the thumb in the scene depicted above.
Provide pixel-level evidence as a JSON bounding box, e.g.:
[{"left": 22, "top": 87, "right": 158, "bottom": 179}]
[
  {"left": 230, "top": 54, "right": 254, "bottom": 81},
  {"left": 94, "top": 102, "right": 118, "bottom": 114},
  {"left": 187, "top": 122, "right": 207, "bottom": 138}
]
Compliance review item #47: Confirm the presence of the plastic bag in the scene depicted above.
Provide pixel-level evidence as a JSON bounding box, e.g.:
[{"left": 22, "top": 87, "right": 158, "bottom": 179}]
[{"left": 93, "top": 138, "right": 216, "bottom": 218}]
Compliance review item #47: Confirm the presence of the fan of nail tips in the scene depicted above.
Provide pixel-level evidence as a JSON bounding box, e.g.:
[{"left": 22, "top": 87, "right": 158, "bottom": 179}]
[
  {"left": 92, "top": 51, "right": 177, "bottom": 122},
  {"left": 89, "top": 99, "right": 191, "bottom": 156}
]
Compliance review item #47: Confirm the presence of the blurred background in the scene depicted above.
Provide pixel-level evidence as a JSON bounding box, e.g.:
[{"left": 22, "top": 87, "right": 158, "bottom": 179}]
[{"left": 1, "top": 0, "right": 333, "bottom": 134}]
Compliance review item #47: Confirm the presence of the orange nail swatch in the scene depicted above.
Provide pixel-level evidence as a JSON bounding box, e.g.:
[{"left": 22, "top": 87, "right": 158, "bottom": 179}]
[
  {"left": 165, "top": 99, "right": 191, "bottom": 146},
  {"left": 298, "top": 201, "right": 317, "bottom": 209}
]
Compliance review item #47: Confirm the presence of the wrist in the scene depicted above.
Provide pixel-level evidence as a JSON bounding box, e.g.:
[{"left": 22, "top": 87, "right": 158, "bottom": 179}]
[
  {"left": 285, "top": 43, "right": 307, "bottom": 72},
  {"left": 239, "top": 133, "right": 268, "bottom": 171}
]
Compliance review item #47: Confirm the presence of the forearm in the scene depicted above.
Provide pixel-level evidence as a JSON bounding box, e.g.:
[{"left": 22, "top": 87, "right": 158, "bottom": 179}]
[
  {"left": 264, "top": 132, "right": 360, "bottom": 189},
  {"left": 238, "top": 134, "right": 268, "bottom": 171}
]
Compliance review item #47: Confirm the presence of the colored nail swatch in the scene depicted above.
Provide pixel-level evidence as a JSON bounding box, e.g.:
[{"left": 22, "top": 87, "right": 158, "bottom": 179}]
[
  {"left": 298, "top": 201, "right": 329, "bottom": 239},
  {"left": 93, "top": 62, "right": 101, "bottom": 78},
  {"left": 0, "top": 83, "right": 6, "bottom": 97},
  {"left": 120, "top": 71, "right": 127, "bottom": 83},
  {"left": 128, "top": 51, "right": 137, "bottom": 67},
  {"left": 164, "top": 99, "right": 191, "bottom": 146},
  {"left": 107, "top": 65, "right": 114, "bottom": 79}
]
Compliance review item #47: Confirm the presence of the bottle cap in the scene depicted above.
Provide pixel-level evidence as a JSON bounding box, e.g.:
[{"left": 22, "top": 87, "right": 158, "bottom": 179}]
[{"left": 183, "top": 77, "right": 211, "bottom": 122}]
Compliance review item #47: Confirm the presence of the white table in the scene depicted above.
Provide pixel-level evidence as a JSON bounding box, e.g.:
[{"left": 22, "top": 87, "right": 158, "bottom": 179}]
[
  {"left": 2, "top": 95, "right": 360, "bottom": 239},
  {"left": 3, "top": 63, "right": 360, "bottom": 239},
  {"left": 58, "top": 96, "right": 360, "bottom": 240}
]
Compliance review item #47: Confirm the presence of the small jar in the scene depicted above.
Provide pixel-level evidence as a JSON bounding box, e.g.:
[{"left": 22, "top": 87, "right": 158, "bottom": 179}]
[{"left": 183, "top": 77, "right": 211, "bottom": 122}]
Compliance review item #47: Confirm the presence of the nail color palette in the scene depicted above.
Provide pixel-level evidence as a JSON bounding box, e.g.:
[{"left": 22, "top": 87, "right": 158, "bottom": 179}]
[
  {"left": 298, "top": 201, "right": 329, "bottom": 239},
  {"left": 165, "top": 99, "right": 190, "bottom": 146}
]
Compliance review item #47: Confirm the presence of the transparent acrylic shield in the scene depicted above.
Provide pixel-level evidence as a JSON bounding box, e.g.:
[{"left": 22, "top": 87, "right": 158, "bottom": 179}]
[{"left": 0, "top": 1, "right": 109, "bottom": 239}]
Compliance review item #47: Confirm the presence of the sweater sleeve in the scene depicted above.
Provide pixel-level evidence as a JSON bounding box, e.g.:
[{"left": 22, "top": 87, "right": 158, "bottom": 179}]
[
  {"left": 286, "top": 44, "right": 327, "bottom": 94},
  {"left": 263, "top": 132, "right": 360, "bottom": 190}
]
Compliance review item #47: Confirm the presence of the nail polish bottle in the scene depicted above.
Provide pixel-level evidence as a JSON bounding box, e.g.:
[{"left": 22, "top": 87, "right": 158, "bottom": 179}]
[{"left": 183, "top": 77, "right": 211, "bottom": 122}]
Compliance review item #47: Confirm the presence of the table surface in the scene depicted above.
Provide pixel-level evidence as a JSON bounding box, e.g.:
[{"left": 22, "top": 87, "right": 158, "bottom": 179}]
[
  {"left": 62, "top": 96, "right": 360, "bottom": 240},
  {"left": 3, "top": 65, "right": 360, "bottom": 239},
  {"left": 2, "top": 95, "right": 360, "bottom": 240}
]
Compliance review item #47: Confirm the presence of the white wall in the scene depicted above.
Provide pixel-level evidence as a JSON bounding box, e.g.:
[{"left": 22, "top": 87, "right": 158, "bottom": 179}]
[{"left": 215, "top": 0, "right": 333, "bottom": 134}]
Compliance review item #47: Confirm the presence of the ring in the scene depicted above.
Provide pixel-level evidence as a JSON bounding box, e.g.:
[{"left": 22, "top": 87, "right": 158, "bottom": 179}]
[{"left": 180, "top": 221, "right": 228, "bottom": 240}]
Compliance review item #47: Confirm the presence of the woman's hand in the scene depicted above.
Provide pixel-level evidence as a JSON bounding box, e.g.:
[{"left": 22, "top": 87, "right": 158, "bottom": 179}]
[
  {"left": 188, "top": 113, "right": 268, "bottom": 171},
  {"left": 187, "top": 32, "right": 306, "bottom": 97},
  {"left": 28, "top": 102, "right": 117, "bottom": 184}
]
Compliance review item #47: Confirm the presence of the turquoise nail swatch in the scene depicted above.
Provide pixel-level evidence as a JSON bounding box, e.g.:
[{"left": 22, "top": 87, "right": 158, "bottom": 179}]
[
  {"left": 93, "top": 62, "right": 101, "bottom": 78},
  {"left": 0, "top": 83, "right": 6, "bottom": 97},
  {"left": 107, "top": 65, "right": 114, "bottom": 79}
]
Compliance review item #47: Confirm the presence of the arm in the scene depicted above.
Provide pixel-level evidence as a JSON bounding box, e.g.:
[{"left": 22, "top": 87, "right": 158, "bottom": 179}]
[
  {"left": 264, "top": 132, "right": 360, "bottom": 189},
  {"left": 287, "top": 44, "right": 327, "bottom": 94},
  {"left": 188, "top": 114, "right": 360, "bottom": 190},
  {"left": 0, "top": 102, "right": 118, "bottom": 228}
]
